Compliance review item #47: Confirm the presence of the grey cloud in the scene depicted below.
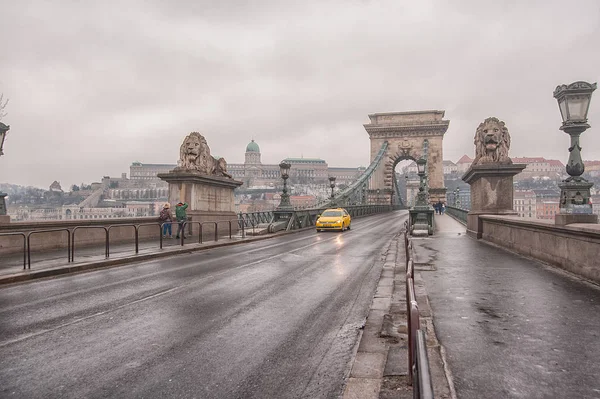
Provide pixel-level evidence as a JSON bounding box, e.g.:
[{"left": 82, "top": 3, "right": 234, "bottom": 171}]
[{"left": 1, "top": 0, "right": 599, "bottom": 188}]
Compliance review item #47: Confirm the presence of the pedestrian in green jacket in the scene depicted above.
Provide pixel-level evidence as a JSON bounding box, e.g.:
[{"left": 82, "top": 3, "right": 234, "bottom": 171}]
[{"left": 175, "top": 202, "right": 188, "bottom": 239}]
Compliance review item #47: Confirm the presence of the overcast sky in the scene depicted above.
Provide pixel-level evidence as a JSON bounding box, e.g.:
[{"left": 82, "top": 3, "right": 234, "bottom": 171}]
[{"left": 1, "top": 0, "right": 599, "bottom": 189}]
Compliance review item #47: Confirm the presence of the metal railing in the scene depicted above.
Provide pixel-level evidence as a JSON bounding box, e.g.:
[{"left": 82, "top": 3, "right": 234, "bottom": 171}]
[
  {"left": 236, "top": 205, "right": 393, "bottom": 234},
  {"left": 237, "top": 211, "right": 274, "bottom": 229},
  {"left": 2, "top": 208, "right": 394, "bottom": 270},
  {"left": 404, "top": 221, "right": 434, "bottom": 398},
  {"left": 414, "top": 330, "right": 434, "bottom": 399},
  {"left": 72, "top": 226, "right": 109, "bottom": 261},
  {"left": 28, "top": 229, "right": 72, "bottom": 269},
  {"left": 0, "top": 232, "right": 27, "bottom": 269},
  {"left": 2, "top": 218, "right": 243, "bottom": 270},
  {"left": 445, "top": 205, "right": 468, "bottom": 225},
  {"left": 107, "top": 224, "right": 136, "bottom": 257}
]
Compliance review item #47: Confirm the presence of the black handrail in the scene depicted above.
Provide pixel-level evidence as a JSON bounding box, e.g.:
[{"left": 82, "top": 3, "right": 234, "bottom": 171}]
[
  {"left": 216, "top": 220, "right": 234, "bottom": 240},
  {"left": 201, "top": 222, "right": 218, "bottom": 242},
  {"left": 72, "top": 226, "right": 108, "bottom": 262},
  {"left": 27, "top": 229, "right": 71, "bottom": 269},
  {"left": 137, "top": 222, "right": 163, "bottom": 249},
  {"left": 407, "top": 276, "right": 419, "bottom": 385},
  {"left": 180, "top": 221, "right": 203, "bottom": 245},
  {"left": 0, "top": 232, "right": 27, "bottom": 269},
  {"left": 414, "top": 330, "right": 434, "bottom": 399},
  {"left": 107, "top": 224, "right": 136, "bottom": 257},
  {"left": 404, "top": 223, "right": 434, "bottom": 397}
]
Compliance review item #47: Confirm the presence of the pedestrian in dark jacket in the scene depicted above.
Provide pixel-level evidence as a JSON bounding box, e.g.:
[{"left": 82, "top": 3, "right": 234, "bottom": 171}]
[
  {"left": 175, "top": 202, "right": 188, "bottom": 239},
  {"left": 159, "top": 203, "right": 173, "bottom": 238}
]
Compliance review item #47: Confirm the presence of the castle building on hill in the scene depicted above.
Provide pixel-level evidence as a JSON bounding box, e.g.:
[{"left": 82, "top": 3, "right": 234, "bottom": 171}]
[{"left": 128, "top": 139, "right": 365, "bottom": 188}]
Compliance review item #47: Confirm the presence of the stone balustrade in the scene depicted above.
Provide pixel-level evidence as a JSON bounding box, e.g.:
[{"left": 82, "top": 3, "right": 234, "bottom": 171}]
[{"left": 477, "top": 215, "right": 600, "bottom": 284}]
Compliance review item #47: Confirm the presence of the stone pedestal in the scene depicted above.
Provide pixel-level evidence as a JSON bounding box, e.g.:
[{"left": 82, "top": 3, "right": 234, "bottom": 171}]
[
  {"left": 555, "top": 180, "right": 598, "bottom": 225},
  {"left": 0, "top": 192, "right": 7, "bottom": 216},
  {"left": 158, "top": 171, "right": 243, "bottom": 224},
  {"left": 0, "top": 192, "right": 8, "bottom": 223},
  {"left": 409, "top": 207, "right": 434, "bottom": 236},
  {"left": 462, "top": 164, "right": 526, "bottom": 239}
]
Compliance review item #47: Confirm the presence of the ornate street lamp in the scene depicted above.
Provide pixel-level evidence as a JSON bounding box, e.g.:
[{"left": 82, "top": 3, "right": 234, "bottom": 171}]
[
  {"left": 412, "top": 158, "right": 428, "bottom": 207},
  {"left": 416, "top": 158, "right": 426, "bottom": 175},
  {"left": 554, "top": 81, "right": 596, "bottom": 180},
  {"left": 416, "top": 158, "right": 427, "bottom": 200},
  {"left": 0, "top": 122, "right": 9, "bottom": 157},
  {"left": 553, "top": 81, "right": 597, "bottom": 224},
  {"left": 329, "top": 176, "right": 336, "bottom": 199},
  {"left": 454, "top": 187, "right": 460, "bottom": 207},
  {"left": 409, "top": 157, "right": 433, "bottom": 235},
  {"left": 277, "top": 161, "right": 293, "bottom": 210}
]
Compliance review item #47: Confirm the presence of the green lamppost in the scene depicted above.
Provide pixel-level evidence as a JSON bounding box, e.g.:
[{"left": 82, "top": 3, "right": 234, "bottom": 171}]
[
  {"left": 0, "top": 122, "right": 10, "bottom": 217},
  {"left": 277, "top": 161, "right": 293, "bottom": 211},
  {"left": 553, "top": 81, "right": 597, "bottom": 225},
  {"left": 329, "top": 176, "right": 336, "bottom": 198},
  {"left": 409, "top": 157, "right": 433, "bottom": 235},
  {"left": 415, "top": 158, "right": 428, "bottom": 207},
  {"left": 329, "top": 176, "right": 336, "bottom": 205},
  {"left": 454, "top": 187, "right": 460, "bottom": 208}
]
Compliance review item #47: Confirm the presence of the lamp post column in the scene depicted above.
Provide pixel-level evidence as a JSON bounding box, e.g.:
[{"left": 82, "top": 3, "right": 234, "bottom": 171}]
[
  {"left": 553, "top": 81, "right": 597, "bottom": 225},
  {"left": 329, "top": 176, "right": 335, "bottom": 202},
  {"left": 277, "top": 161, "right": 293, "bottom": 211},
  {"left": 409, "top": 157, "right": 433, "bottom": 235},
  {"left": 0, "top": 122, "right": 10, "bottom": 221},
  {"left": 455, "top": 188, "right": 460, "bottom": 208}
]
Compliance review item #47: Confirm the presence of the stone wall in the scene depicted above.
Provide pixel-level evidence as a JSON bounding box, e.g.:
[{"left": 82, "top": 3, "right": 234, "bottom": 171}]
[{"left": 479, "top": 215, "right": 600, "bottom": 284}]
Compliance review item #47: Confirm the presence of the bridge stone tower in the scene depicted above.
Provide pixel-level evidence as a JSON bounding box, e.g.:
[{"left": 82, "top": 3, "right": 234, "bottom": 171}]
[{"left": 364, "top": 111, "right": 450, "bottom": 205}]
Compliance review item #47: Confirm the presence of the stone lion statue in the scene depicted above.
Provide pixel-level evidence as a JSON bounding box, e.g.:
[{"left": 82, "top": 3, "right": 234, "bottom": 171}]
[
  {"left": 177, "top": 132, "right": 232, "bottom": 178},
  {"left": 473, "top": 117, "right": 512, "bottom": 165}
]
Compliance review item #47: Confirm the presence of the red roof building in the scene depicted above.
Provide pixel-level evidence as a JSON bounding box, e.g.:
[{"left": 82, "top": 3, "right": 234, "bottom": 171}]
[{"left": 456, "top": 155, "right": 473, "bottom": 173}]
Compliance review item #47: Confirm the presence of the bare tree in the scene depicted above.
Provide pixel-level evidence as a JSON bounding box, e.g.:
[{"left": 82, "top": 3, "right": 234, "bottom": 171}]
[{"left": 0, "top": 93, "right": 8, "bottom": 121}]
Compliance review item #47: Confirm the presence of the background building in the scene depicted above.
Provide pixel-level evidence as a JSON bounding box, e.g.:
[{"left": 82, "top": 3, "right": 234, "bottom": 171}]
[{"left": 514, "top": 190, "right": 537, "bottom": 218}]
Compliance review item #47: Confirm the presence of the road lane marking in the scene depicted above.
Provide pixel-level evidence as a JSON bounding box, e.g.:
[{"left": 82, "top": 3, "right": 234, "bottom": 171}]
[
  {"left": 0, "top": 219, "right": 402, "bottom": 347},
  {"left": 0, "top": 286, "right": 180, "bottom": 348},
  {"left": 0, "top": 212, "right": 408, "bottom": 319}
]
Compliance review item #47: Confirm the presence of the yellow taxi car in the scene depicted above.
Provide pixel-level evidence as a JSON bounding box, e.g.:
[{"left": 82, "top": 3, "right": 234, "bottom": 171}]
[{"left": 315, "top": 208, "right": 351, "bottom": 232}]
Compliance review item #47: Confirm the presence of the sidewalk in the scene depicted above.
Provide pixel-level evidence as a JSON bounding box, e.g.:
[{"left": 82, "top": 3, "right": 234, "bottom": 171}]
[
  {"left": 412, "top": 213, "right": 600, "bottom": 398},
  {"left": 342, "top": 217, "right": 456, "bottom": 399},
  {"left": 0, "top": 233, "right": 278, "bottom": 285}
]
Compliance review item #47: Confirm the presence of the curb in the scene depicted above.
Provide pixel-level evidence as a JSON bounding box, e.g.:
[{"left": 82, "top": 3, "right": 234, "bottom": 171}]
[{"left": 342, "top": 233, "right": 411, "bottom": 399}]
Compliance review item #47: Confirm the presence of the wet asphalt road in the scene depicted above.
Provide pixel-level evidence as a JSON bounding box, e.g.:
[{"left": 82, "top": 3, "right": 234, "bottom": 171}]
[
  {"left": 422, "top": 231, "right": 600, "bottom": 399},
  {"left": 0, "top": 211, "right": 408, "bottom": 399}
]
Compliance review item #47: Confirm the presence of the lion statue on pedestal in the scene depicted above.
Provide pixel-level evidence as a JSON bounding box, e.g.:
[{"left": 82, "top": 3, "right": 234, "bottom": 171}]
[
  {"left": 472, "top": 117, "right": 512, "bottom": 166},
  {"left": 177, "top": 132, "right": 232, "bottom": 178}
]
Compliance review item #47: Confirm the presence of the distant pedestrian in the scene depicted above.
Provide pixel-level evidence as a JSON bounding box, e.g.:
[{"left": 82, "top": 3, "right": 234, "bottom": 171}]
[
  {"left": 441, "top": 203, "right": 446, "bottom": 214},
  {"left": 175, "top": 202, "right": 189, "bottom": 239},
  {"left": 159, "top": 203, "right": 173, "bottom": 238},
  {"left": 436, "top": 200, "right": 443, "bottom": 214}
]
